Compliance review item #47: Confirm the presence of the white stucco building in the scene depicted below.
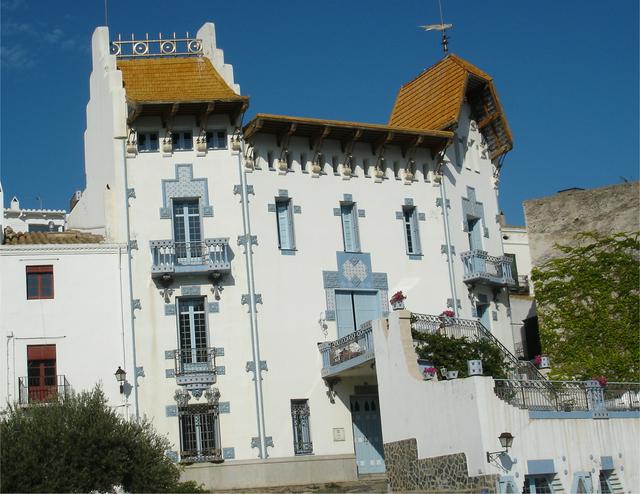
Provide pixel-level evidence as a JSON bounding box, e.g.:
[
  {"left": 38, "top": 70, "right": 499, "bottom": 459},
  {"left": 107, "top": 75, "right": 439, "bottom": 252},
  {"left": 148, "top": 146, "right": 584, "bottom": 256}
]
[{"left": 2, "top": 21, "right": 637, "bottom": 494}]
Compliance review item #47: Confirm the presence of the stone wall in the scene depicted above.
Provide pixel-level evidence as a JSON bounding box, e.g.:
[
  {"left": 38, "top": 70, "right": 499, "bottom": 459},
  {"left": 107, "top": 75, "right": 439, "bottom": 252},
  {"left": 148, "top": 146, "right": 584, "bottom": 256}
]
[
  {"left": 523, "top": 182, "right": 639, "bottom": 267},
  {"left": 384, "top": 438, "right": 499, "bottom": 493}
]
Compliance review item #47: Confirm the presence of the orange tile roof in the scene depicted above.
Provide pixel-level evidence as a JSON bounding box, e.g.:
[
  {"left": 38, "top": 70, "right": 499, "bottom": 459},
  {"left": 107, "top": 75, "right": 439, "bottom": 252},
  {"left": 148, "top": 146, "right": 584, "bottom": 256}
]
[
  {"left": 3, "top": 227, "right": 104, "bottom": 245},
  {"left": 389, "top": 54, "right": 513, "bottom": 158},
  {"left": 117, "top": 57, "right": 245, "bottom": 103}
]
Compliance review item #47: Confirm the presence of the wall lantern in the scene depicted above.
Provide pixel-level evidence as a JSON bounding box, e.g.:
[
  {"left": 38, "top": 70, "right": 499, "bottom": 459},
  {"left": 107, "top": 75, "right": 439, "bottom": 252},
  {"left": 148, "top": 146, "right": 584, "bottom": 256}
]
[
  {"left": 486, "top": 432, "right": 514, "bottom": 462},
  {"left": 114, "top": 366, "right": 127, "bottom": 394}
]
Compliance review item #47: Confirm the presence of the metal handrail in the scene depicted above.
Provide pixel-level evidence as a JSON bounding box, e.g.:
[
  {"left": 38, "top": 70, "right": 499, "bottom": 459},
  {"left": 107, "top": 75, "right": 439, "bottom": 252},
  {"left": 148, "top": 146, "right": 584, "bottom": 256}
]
[
  {"left": 411, "top": 313, "right": 547, "bottom": 381},
  {"left": 174, "top": 347, "right": 216, "bottom": 376},
  {"left": 150, "top": 238, "right": 230, "bottom": 272},
  {"left": 18, "top": 375, "right": 72, "bottom": 405},
  {"left": 319, "top": 321, "right": 374, "bottom": 368}
]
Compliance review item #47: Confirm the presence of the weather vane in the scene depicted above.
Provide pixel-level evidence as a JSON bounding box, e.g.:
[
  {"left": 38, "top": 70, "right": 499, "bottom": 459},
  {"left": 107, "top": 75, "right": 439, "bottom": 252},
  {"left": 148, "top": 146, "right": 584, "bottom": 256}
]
[{"left": 419, "top": 0, "right": 453, "bottom": 54}]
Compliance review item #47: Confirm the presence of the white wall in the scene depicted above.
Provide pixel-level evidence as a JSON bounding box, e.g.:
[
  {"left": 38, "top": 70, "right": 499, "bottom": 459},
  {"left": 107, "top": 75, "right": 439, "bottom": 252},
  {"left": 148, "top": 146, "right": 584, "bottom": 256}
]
[
  {"left": 0, "top": 244, "right": 131, "bottom": 415},
  {"left": 374, "top": 311, "right": 639, "bottom": 493}
]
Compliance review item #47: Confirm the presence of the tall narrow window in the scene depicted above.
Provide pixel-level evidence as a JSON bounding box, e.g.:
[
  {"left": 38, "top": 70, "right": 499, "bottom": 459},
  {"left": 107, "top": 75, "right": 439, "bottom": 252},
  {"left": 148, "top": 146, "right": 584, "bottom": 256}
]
[
  {"left": 26, "top": 265, "right": 54, "bottom": 299},
  {"left": 179, "top": 403, "right": 221, "bottom": 462},
  {"left": 523, "top": 475, "right": 554, "bottom": 494},
  {"left": 599, "top": 471, "right": 613, "bottom": 494},
  {"left": 173, "top": 199, "right": 202, "bottom": 264},
  {"left": 138, "top": 132, "right": 159, "bottom": 152},
  {"left": 403, "top": 207, "right": 421, "bottom": 255},
  {"left": 26, "top": 345, "right": 57, "bottom": 402},
  {"left": 291, "top": 399, "right": 313, "bottom": 455},
  {"left": 340, "top": 203, "right": 360, "bottom": 252},
  {"left": 178, "top": 298, "right": 208, "bottom": 370},
  {"left": 275, "top": 199, "right": 295, "bottom": 250},
  {"left": 172, "top": 131, "right": 193, "bottom": 151},
  {"left": 206, "top": 130, "right": 227, "bottom": 150}
]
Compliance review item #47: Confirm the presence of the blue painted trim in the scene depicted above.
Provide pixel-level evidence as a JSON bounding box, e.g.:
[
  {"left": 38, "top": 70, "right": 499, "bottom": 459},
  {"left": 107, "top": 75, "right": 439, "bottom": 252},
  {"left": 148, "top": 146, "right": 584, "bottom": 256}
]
[
  {"left": 159, "top": 164, "right": 214, "bottom": 218},
  {"left": 208, "top": 302, "right": 219, "bottom": 313},
  {"left": 267, "top": 203, "right": 276, "bottom": 213},
  {"left": 280, "top": 249, "right": 296, "bottom": 256},
  {"left": 497, "top": 476, "right": 518, "bottom": 494},
  {"left": 601, "top": 456, "right": 614, "bottom": 471},
  {"left": 293, "top": 205, "right": 302, "bottom": 214},
  {"left": 403, "top": 198, "right": 414, "bottom": 206},
  {"left": 358, "top": 209, "right": 366, "bottom": 218},
  {"left": 333, "top": 208, "right": 341, "bottom": 216},
  {"left": 609, "top": 410, "right": 640, "bottom": 418},
  {"left": 223, "top": 447, "right": 235, "bottom": 459},
  {"left": 165, "top": 350, "right": 175, "bottom": 360},
  {"left": 219, "top": 402, "right": 231, "bottom": 413},
  {"left": 181, "top": 286, "right": 201, "bottom": 296},
  {"left": 408, "top": 254, "right": 423, "bottom": 261},
  {"left": 165, "top": 369, "right": 175, "bottom": 378},
  {"left": 164, "top": 304, "right": 176, "bottom": 316},
  {"left": 343, "top": 194, "right": 353, "bottom": 202},
  {"left": 214, "top": 347, "right": 225, "bottom": 357},
  {"left": 527, "top": 459, "right": 555, "bottom": 475},
  {"left": 278, "top": 189, "right": 289, "bottom": 197},
  {"left": 395, "top": 211, "right": 403, "bottom": 220},
  {"left": 215, "top": 366, "right": 226, "bottom": 375},
  {"left": 418, "top": 212, "right": 426, "bottom": 221},
  {"left": 165, "top": 405, "right": 178, "bottom": 417}
]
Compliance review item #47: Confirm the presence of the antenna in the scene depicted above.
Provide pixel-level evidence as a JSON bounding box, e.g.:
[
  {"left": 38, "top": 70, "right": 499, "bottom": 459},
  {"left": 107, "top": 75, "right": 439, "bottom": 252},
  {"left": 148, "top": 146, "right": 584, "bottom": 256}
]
[
  {"left": 104, "top": 0, "right": 109, "bottom": 28},
  {"left": 419, "top": 0, "right": 453, "bottom": 54}
]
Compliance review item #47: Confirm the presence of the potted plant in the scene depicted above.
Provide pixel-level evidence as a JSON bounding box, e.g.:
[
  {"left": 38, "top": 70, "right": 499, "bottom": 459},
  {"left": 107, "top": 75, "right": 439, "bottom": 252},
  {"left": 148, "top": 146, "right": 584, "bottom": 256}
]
[
  {"left": 534, "top": 355, "right": 550, "bottom": 369},
  {"left": 593, "top": 375, "right": 607, "bottom": 387},
  {"left": 390, "top": 291, "right": 406, "bottom": 310},
  {"left": 423, "top": 366, "right": 438, "bottom": 381}
]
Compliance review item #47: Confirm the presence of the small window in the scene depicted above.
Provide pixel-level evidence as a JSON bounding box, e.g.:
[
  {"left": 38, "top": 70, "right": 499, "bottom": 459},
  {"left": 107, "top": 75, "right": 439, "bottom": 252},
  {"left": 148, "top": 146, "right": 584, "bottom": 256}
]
[
  {"left": 179, "top": 403, "right": 221, "bottom": 462},
  {"left": 523, "top": 475, "right": 554, "bottom": 494},
  {"left": 172, "top": 131, "right": 193, "bottom": 151},
  {"left": 275, "top": 199, "right": 295, "bottom": 250},
  {"left": 403, "top": 206, "right": 421, "bottom": 255},
  {"left": 138, "top": 132, "right": 159, "bottom": 152},
  {"left": 26, "top": 265, "right": 54, "bottom": 300},
  {"left": 291, "top": 399, "right": 313, "bottom": 455},
  {"left": 206, "top": 130, "right": 227, "bottom": 150},
  {"left": 340, "top": 203, "right": 360, "bottom": 252}
]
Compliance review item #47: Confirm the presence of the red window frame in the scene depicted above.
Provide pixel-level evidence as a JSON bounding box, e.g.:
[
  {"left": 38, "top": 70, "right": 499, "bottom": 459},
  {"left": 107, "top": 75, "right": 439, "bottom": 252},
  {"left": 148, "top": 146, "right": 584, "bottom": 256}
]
[
  {"left": 27, "top": 345, "right": 57, "bottom": 402},
  {"left": 26, "top": 265, "right": 54, "bottom": 300}
]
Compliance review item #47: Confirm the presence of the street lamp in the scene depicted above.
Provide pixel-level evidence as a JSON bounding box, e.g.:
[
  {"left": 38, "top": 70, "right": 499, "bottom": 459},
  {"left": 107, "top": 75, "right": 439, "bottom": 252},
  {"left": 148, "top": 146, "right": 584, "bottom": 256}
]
[
  {"left": 486, "top": 432, "right": 514, "bottom": 463},
  {"left": 114, "top": 366, "right": 127, "bottom": 394}
]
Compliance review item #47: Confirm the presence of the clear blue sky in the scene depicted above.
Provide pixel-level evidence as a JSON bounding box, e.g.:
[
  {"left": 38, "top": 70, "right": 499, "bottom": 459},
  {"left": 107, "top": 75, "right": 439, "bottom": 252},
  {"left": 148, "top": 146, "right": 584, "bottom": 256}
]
[{"left": 1, "top": 0, "right": 638, "bottom": 224}]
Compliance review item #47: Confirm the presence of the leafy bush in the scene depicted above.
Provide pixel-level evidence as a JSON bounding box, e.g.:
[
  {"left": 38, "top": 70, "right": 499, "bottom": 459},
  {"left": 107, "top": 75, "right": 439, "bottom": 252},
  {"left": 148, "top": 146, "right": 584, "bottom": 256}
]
[
  {"left": 0, "top": 387, "right": 194, "bottom": 493},
  {"left": 413, "top": 331, "right": 511, "bottom": 379}
]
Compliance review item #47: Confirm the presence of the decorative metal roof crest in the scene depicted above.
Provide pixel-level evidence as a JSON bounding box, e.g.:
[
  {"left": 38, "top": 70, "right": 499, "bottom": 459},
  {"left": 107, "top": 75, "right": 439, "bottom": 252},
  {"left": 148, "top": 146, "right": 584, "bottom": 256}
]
[{"left": 110, "top": 32, "right": 203, "bottom": 58}]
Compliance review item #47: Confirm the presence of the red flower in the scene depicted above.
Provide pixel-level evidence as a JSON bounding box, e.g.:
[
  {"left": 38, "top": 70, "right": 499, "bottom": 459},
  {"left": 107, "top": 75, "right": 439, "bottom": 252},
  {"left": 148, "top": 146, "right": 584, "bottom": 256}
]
[
  {"left": 593, "top": 375, "right": 607, "bottom": 387},
  {"left": 440, "top": 310, "right": 455, "bottom": 318},
  {"left": 533, "top": 355, "right": 542, "bottom": 366},
  {"left": 390, "top": 291, "right": 406, "bottom": 304}
]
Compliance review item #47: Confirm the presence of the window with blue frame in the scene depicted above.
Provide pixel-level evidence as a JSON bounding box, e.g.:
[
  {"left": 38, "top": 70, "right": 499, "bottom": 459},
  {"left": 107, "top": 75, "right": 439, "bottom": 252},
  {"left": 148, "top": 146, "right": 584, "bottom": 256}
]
[
  {"left": 275, "top": 198, "right": 295, "bottom": 250},
  {"left": 403, "top": 206, "right": 421, "bottom": 255},
  {"left": 138, "top": 132, "right": 159, "bottom": 152},
  {"left": 340, "top": 203, "right": 360, "bottom": 252},
  {"left": 172, "top": 131, "right": 193, "bottom": 151},
  {"left": 206, "top": 130, "right": 227, "bottom": 150},
  {"left": 599, "top": 471, "right": 613, "bottom": 494},
  {"left": 522, "top": 475, "right": 554, "bottom": 494}
]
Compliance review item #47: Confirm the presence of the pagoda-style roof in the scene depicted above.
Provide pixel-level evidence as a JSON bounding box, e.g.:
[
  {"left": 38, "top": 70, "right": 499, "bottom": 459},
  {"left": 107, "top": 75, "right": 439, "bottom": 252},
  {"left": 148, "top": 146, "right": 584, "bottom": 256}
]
[
  {"left": 117, "top": 57, "right": 248, "bottom": 124},
  {"left": 243, "top": 113, "right": 453, "bottom": 157},
  {"left": 389, "top": 54, "right": 512, "bottom": 160}
]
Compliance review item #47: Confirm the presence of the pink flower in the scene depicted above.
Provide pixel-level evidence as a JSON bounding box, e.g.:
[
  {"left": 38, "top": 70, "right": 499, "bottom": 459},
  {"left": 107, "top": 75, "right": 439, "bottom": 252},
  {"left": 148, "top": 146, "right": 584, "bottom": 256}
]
[
  {"left": 390, "top": 291, "right": 406, "bottom": 304},
  {"left": 440, "top": 310, "right": 455, "bottom": 318},
  {"left": 533, "top": 355, "right": 542, "bottom": 366},
  {"left": 593, "top": 375, "right": 607, "bottom": 387}
]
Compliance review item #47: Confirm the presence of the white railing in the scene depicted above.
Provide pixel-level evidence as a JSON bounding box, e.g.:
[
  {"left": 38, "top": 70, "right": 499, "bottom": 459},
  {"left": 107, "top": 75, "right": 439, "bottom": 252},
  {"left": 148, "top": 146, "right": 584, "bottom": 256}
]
[
  {"left": 150, "top": 238, "right": 230, "bottom": 274},
  {"left": 460, "top": 250, "right": 515, "bottom": 286}
]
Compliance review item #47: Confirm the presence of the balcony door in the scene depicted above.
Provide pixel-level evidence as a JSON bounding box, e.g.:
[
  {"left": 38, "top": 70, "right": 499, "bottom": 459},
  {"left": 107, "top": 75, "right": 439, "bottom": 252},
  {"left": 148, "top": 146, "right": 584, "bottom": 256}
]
[
  {"left": 178, "top": 298, "right": 208, "bottom": 371},
  {"left": 335, "top": 291, "right": 380, "bottom": 338},
  {"left": 27, "top": 345, "right": 57, "bottom": 402},
  {"left": 173, "top": 199, "right": 203, "bottom": 265}
]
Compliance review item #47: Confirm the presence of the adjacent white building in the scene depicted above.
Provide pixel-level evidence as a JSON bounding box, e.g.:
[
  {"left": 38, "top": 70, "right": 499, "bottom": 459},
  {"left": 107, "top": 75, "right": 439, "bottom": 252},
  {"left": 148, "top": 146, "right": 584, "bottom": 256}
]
[{"left": 1, "top": 21, "right": 637, "bottom": 494}]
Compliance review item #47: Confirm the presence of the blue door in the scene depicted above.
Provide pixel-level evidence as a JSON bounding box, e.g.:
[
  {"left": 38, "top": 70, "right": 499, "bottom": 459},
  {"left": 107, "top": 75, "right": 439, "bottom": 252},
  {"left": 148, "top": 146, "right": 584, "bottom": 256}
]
[
  {"left": 335, "top": 291, "right": 380, "bottom": 338},
  {"left": 477, "top": 303, "right": 490, "bottom": 330},
  {"left": 467, "top": 217, "right": 485, "bottom": 273},
  {"left": 350, "top": 396, "right": 385, "bottom": 474}
]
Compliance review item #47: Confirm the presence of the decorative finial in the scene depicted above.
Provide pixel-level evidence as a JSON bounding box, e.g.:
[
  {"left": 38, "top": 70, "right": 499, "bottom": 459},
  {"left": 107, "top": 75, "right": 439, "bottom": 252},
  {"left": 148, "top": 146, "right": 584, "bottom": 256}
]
[{"left": 419, "top": 0, "right": 453, "bottom": 54}]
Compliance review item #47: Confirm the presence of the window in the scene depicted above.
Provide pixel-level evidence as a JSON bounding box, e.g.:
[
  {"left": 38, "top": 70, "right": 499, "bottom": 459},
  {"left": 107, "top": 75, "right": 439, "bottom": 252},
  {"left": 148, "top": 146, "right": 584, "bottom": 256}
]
[
  {"left": 275, "top": 199, "right": 295, "bottom": 250},
  {"left": 26, "top": 265, "right": 54, "bottom": 299},
  {"left": 340, "top": 203, "right": 360, "bottom": 252},
  {"left": 291, "top": 399, "right": 313, "bottom": 455},
  {"left": 28, "top": 224, "right": 54, "bottom": 233},
  {"left": 467, "top": 216, "right": 483, "bottom": 251},
  {"left": 26, "top": 345, "right": 57, "bottom": 402},
  {"left": 179, "top": 403, "right": 221, "bottom": 462},
  {"left": 206, "top": 130, "right": 226, "bottom": 150},
  {"left": 335, "top": 290, "right": 380, "bottom": 338},
  {"left": 172, "top": 131, "right": 193, "bottom": 151},
  {"left": 138, "top": 132, "right": 159, "bottom": 152},
  {"left": 172, "top": 199, "right": 202, "bottom": 264},
  {"left": 403, "top": 207, "right": 422, "bottom": 255},
  {"left": 178, "top": 298, "right": 208, "bottom": 370},
  {"left": 522, "top": 475, "right": 554, "bottom": 494},
  {"left": 599, "top": 471, "right": 613, "bottom": 494}
]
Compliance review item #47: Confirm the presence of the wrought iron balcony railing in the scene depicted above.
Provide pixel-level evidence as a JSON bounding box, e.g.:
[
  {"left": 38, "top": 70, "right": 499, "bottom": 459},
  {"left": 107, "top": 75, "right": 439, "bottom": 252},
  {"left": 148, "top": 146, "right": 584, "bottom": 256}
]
[
  {"left": 18, "top": 375, "right": 72, "bottom": 405},
  {"left": 460, "top": 250, "right": 515, "bottom": 287},
  {"left": 411, "top": 313, "right": 546, "bottom": 381},
  {"left": 174, "top": 347, "right": 216, "bottom": 376},
  {"left": 150, "top": 239, "right": 230, "bottom": 276},
  {"left": 318, "top": 321, "right": 374, "bottom": 375},
  {"left": 494, "top": 379, "right": 640, "bottom": 413}
]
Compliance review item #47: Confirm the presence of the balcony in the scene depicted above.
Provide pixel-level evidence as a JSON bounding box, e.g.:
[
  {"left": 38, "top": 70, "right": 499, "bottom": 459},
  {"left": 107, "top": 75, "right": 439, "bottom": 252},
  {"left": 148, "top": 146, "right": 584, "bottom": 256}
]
[
  {"left": 18, "top": 375, "right": 72, "bottom": 405},
  {"left": 318, "top": 321, "right": 375, "bottom": 378},
  {"left": 172, "top": 347, "right": 217, "bottom": 390},
  {"left": 509, "top": 274, "right": 531, "bottom": 295},
  {"left": 150, "top": 239, "right": 231, "bottom": 277},
  {"left": 460, "top": 250, "right": 515, "bottom": 287}
]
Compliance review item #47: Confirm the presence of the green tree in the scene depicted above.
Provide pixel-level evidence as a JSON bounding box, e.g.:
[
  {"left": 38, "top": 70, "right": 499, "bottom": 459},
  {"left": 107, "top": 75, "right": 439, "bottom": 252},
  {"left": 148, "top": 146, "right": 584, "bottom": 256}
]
[
  {"left": 0, "top": 387, "right": 203, "bottom": 493},
  {"left": 531, "top": 231, "right": 640, "bottom": 382}
]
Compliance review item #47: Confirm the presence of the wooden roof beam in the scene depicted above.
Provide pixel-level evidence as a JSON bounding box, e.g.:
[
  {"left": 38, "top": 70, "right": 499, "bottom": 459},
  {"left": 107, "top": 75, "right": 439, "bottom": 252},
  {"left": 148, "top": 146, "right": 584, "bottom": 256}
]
[
  {"left": 196, "top": 102, "right": 216, "bottom": 129},
  {"left": 340, "top": 128, "right": 363, "bottom": 154},
  {"left": 277, "top": 123, "right": 297, "bottom": 148},
  {"left": 243, "top": 118, "right": 263, "bottom": 141},
  {"left": 127, "top": 102, "right": 142, "bottom": 125},
  {"left": 478, "top": 112, "right": 499, "bottom": 129},
  {"left": 401, "top": 135, "right": 423, "bottom": 158}
]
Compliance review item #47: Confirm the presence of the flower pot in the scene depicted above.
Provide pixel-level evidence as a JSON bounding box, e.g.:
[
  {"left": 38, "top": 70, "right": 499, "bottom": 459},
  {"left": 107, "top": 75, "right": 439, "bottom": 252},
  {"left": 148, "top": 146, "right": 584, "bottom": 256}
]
[
  {"left": 196, "top": 140, "right": 207, "bottom": 153},
  {"left": 467, "top": 359, "right": 483, "bottom": 376},
  {"left": 446, "top": 370, "right": 459, "bottom": 380},
  {"left": 391, "top": 300, "right": 405, "bottom": 311},
  {"left": 539, "top": 356, "right": 550, "bottom": 369},
  {"left": 423, "top": 372, "right": 437, "bottom": 381},
  {"left": 126, "top": 142, "right": 137, "bottom": 155},
  {"left": 311, "top": 164, "right": 322, "bottom": 175}
]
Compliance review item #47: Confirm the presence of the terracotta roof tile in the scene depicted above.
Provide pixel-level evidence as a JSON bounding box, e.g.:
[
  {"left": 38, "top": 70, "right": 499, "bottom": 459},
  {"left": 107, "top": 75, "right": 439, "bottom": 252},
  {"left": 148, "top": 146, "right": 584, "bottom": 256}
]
[
  {"left": 3, "top": 227, "right": 104, "bottom": 245},
  {"left": 117, "top": 57, "right": 244, "bottom": 103}
]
